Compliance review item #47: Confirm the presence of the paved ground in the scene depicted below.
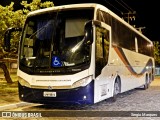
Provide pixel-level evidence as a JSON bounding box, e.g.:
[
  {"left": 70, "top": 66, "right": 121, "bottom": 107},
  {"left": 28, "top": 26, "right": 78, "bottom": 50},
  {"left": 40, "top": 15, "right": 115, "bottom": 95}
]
[
  {"left": 0, "top": 73, "right": 19, "bottom": 106},
  {"left": 0, "top": 75, "right": 160, "bottom": 107},
  {"left": 150, "top": 76, "right": 160, "bottom": 86},
  {"left": 0, "top": 76, "right": 160, "bottom": 120}
]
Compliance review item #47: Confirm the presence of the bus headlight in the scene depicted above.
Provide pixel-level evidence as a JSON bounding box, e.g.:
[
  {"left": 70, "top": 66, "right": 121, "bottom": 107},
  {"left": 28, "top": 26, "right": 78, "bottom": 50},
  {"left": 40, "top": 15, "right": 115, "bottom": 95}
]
[
  {"left": 18, "top": 77, "right": 31, "bottom": 88},
  {"left": 72, "top": 75, "right": 93, "bottom": 88}
]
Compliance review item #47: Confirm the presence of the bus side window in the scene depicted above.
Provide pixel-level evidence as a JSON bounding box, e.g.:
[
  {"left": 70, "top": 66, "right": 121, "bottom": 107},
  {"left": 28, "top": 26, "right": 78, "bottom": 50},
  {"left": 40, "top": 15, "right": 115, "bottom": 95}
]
[
  {"left": 96, "top": 27, "right": 110, "bottom": 77},
  {"left": 103, "top": 30, "right": 109, "bottom": 63}
]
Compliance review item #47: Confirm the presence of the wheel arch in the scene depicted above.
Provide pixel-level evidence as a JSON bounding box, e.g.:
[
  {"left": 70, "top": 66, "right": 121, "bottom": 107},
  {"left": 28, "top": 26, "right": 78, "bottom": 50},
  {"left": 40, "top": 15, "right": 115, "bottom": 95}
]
[
  {"left": 116, "top": 75, "right": 121, "bottom": 93},
  {"left": 111, "top": 74, "right": 122, "bottom": 102},
  {"left": 112, "top": 74, "right": 122, "bottom": 95}
]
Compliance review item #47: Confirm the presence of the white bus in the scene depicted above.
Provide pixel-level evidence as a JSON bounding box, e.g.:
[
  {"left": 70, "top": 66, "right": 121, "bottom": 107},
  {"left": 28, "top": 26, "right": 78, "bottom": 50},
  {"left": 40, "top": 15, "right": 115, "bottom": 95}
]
[{"left": 4, "top": 3, "right": 155, "bottom": 104}]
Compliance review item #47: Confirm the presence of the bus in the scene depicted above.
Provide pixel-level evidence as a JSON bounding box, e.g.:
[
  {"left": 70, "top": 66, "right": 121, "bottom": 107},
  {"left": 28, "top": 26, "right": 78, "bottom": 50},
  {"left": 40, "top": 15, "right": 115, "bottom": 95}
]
[{"left": 4, "top": 3, "right": 155, "bottom": 104}]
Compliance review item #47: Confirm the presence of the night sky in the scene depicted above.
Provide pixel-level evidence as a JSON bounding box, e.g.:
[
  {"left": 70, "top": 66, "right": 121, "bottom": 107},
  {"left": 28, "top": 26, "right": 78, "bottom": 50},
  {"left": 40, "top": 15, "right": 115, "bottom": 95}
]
[{"left": 0, "top": 0, "right": 159, "bottom": 42}]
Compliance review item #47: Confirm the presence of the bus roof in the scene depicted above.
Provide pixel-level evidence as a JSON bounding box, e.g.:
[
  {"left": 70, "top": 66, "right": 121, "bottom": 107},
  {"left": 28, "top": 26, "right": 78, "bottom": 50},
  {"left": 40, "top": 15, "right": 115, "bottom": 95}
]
[
  {"left": 27, "top": 3, "right": 152, "bottom": 44},
  {"left": 27, "top": 3, "right": 99, "bottom": 16}
]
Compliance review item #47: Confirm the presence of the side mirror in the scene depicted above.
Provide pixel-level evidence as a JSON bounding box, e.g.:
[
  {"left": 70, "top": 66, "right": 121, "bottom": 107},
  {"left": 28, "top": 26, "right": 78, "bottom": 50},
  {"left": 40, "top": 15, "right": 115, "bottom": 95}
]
[
  {"left": 84, "top": 21, "right": 93, "bottom": 45},
  {"left": 84, "top": 20, "right": 101, "bottom": 45},
  {"left": 4, "top": 27, "right": 22, "bottom": 52}
]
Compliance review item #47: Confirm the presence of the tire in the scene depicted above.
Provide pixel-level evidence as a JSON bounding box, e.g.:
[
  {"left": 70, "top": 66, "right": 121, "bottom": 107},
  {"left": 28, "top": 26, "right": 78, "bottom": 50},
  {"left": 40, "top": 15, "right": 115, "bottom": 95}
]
[
  {"left": 143, "top": 75, "right": 150, "bottom": 90},
  {"left": 112, "top": 78, "right": 121, "bottom": 102}
]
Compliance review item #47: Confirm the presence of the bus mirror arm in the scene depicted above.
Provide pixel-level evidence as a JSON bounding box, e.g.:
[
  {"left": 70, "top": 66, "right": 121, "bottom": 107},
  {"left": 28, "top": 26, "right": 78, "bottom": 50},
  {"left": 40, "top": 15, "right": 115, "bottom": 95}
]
[{"left": 4, "top": 27, "right": 22, "bottom": 52}]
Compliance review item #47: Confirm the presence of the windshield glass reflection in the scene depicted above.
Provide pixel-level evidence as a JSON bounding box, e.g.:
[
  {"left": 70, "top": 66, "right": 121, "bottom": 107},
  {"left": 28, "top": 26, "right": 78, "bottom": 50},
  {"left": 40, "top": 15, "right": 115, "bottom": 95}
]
[{"left": 20, "top": 9, "right": 93, "bottom": 70}]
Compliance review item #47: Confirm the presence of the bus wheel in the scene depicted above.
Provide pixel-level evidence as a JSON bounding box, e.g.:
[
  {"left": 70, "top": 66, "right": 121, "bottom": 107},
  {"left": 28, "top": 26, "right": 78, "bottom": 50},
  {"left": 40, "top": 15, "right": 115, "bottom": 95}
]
[
  {"left": 143, "top": 75, "right": 150, "bottom": 90},
  {"left": 112, "top": 78, "right": 121, "bottom": 102}
]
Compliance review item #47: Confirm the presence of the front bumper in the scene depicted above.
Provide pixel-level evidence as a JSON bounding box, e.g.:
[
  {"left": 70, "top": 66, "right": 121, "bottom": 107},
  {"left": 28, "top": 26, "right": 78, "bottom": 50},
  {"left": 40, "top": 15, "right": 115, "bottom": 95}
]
[{"left": 18, "top": 80, "right": 94, "bottom": 105}]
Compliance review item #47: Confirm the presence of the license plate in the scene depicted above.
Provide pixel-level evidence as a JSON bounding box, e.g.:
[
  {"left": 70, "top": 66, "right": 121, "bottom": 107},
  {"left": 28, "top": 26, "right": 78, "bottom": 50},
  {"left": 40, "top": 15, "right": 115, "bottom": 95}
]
[{"left": 43, "top": 91, "right": 56, "bottom": 97}]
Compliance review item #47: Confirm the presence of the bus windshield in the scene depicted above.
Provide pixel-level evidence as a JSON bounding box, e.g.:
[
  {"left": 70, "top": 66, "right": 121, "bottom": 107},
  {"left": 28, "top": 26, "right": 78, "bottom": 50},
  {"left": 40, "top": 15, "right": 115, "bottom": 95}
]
[{"left": 19, "top": 8, "right": 93, "bottom": 74}]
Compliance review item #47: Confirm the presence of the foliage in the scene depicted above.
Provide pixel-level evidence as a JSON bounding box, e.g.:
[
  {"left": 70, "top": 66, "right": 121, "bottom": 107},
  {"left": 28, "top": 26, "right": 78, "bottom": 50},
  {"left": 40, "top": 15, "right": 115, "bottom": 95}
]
[
  {"left": 153, "top": 41, "right": 160, "bottom": 66},
  {"left": 21, "top": 0, "right": 54, "bottom": 14},
  {"left": 0, "top": 0, "right": 54, "bottom": 58}
]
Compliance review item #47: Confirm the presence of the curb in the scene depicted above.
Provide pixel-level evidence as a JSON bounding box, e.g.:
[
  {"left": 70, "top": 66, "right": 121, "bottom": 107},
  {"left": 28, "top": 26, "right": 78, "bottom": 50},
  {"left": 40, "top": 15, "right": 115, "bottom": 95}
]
[{"left": 0, "top": 102, "right": 34, "bottom": 111}]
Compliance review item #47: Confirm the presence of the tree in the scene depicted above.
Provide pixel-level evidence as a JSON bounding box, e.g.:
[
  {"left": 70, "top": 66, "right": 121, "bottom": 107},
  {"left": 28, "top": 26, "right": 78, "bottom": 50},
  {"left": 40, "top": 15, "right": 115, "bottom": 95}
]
[
  {"left": 21, "top": 0, "right": 54, "bottom": 14},
  {"left": 153, "top": 41, "right": 160, "bottom": 66},
  {"left": 0, "top": 0, "right": 54, "bottom": 58},
  {"left": 0, "top": 0, "right": 54, "bottom": 83},
  {"left": 0, "top": 63, "right": 12, "bottom": 83}
]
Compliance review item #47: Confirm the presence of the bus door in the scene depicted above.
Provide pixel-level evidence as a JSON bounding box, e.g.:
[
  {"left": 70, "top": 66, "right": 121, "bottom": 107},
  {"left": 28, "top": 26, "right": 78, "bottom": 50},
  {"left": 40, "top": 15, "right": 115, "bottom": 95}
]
[{"left": 95, "top": 23, "right": 111, "bottom": 77}]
